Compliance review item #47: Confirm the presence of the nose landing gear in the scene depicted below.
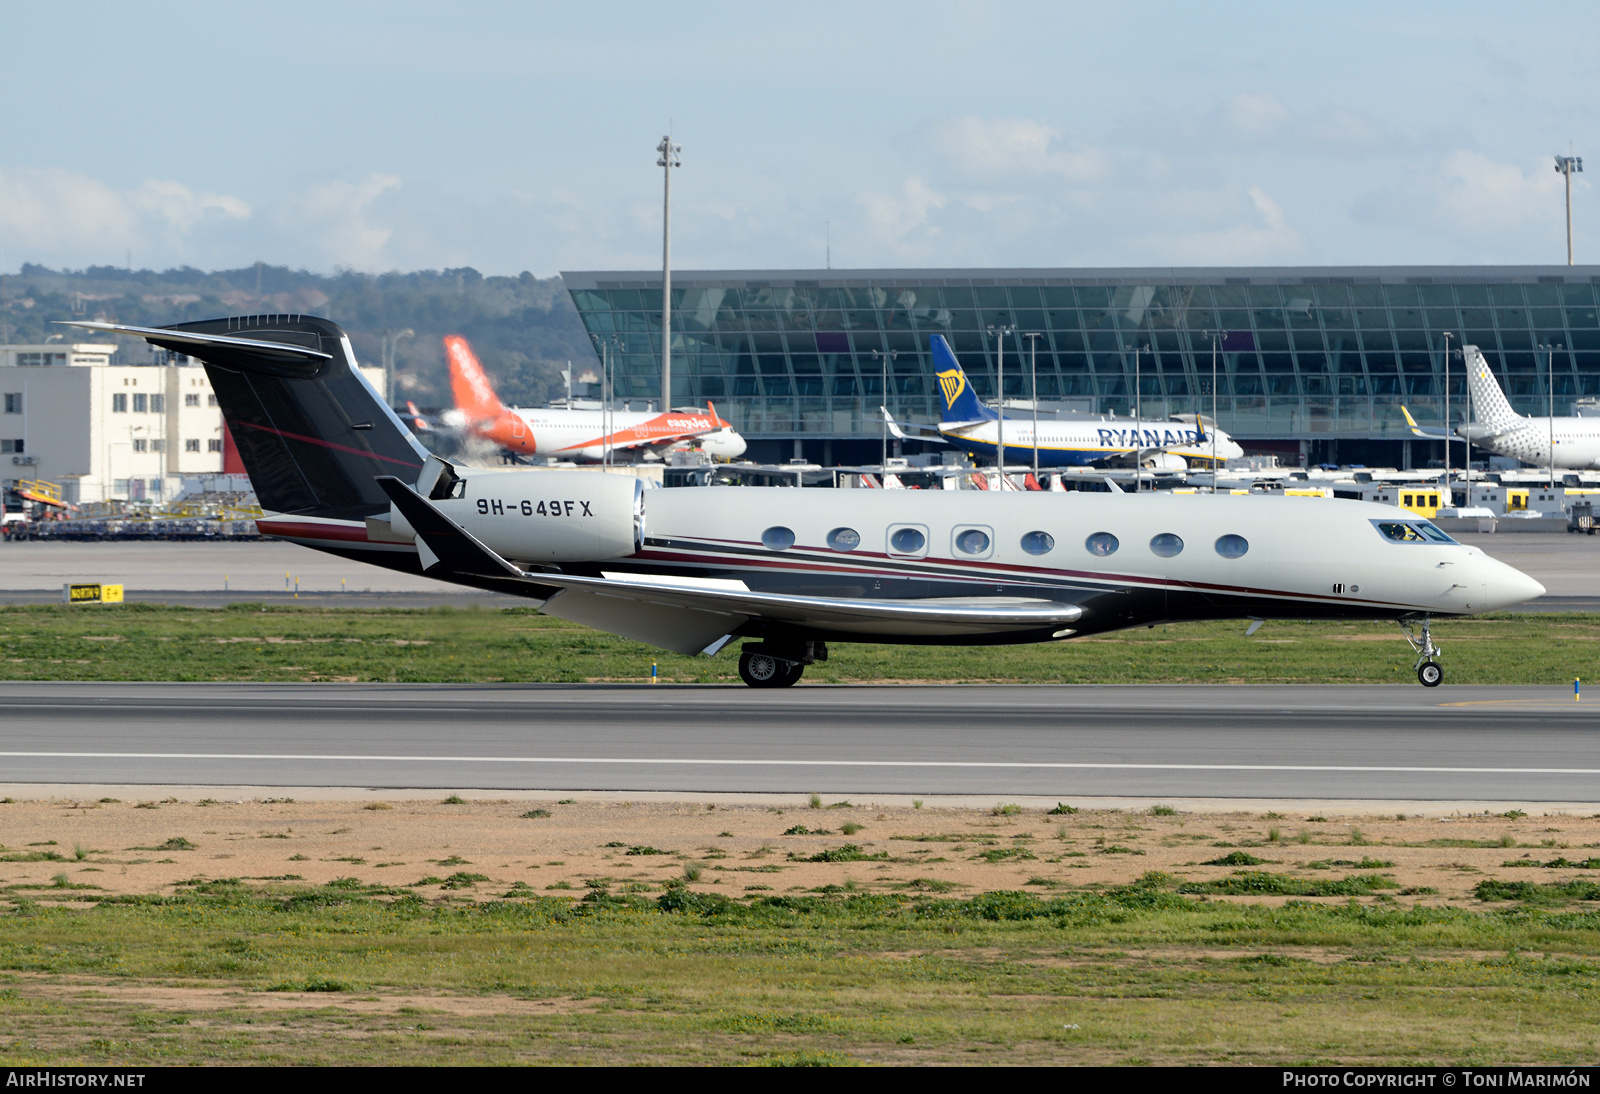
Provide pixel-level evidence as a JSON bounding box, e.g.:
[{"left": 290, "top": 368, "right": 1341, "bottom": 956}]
[{"left": 1398, "top": 617, "right": 1443, "bottom": 687}]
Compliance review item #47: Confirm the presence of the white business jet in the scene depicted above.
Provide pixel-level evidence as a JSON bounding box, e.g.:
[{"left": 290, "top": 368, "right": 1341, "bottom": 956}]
[{"left": 68, "top": 317, "right": 1546, "bottom": 688}]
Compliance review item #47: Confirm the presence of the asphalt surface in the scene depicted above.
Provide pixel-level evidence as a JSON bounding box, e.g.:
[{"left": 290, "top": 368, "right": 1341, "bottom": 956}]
[{"left": 1, "top": 682, "right": 1595, "bottom": 800}]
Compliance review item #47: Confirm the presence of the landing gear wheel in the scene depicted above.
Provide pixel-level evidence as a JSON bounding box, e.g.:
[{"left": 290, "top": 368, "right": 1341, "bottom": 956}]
[
  {"left": 1418, "top": 662, "right": 1443, "bottom": 688},
  {"left": 739, "top": 651, "right": 801, "bottom": 688}
]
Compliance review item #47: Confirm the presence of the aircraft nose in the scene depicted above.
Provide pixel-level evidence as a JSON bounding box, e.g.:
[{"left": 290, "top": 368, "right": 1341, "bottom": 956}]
[{"left": 1479, "top": 557, "right": 1546, "bottom": 611}]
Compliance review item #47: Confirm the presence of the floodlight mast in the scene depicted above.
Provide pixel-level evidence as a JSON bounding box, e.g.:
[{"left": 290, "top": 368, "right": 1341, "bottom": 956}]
[
  {"left": 1203, "top": 331, "right": 1222, "bottom": 491},
  {"left": 657, "top": 135, "right": 681, "bottom": 411},
  {"left": 987, "top": 324, "right": 1013, "bottom": 474},
  {"left": 1441, "top": 331, "right": 1453, "bottom": 499},
  {"left": 1556, "top": 154, "right": 1583, "bottom": 266},
  {"left": 1023, "top": 332, "right": 1042, "bottom": 478},
  {"left": 872, "top": 348, "right": 897, "bottom": 470}
]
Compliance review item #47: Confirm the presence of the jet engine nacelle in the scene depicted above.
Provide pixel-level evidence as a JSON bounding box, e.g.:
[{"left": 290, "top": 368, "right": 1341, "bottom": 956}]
[{"left": 390, "top": 467, "right": 643, "bottom": 563}]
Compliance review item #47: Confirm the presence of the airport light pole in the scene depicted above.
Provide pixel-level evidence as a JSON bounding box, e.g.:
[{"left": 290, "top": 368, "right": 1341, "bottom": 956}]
[
  {"left": 1023, "top": 331, "right": 1042, "bottom": 478},
  {"left": 1203, "top": 330, "right": 1222, "bottom": 491},
  {"left": 380, "top": 328, "right": 413, "bottom": 405},
  {"left": 657, "top": 135, "right": 681, "bottom": 411},
  {"left": 1441, "top": 331, "right": 1453, "bottom": 500},
  {"left": 1539, "top": 340, "right": 1561, "bottom": 490},
  {"left": 987, "top": 324, "right": 1013, "bottom": 473},
  {"left": 593, "top": 334, "right": 626, "bottom": 471},
  {"left": 1131, "top": 343, "right": 1145, "bottom": 480},
  {"left": 872, "top": 348, "right": 897, "bottom": 470},
  {"left": 1556, "top": 154, "right": 1583, "bottom": 266}
]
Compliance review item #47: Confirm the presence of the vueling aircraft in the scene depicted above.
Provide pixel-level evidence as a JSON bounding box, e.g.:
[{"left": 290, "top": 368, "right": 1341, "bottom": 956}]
[
  {"left": 1402, "top": 344, "right": 1600, "bottom": 470},
  {"left": 70, "top": 316, "right": 1545, "bottom": 688},
  {"left": 885, "top": 335, "right": 1244, "bottom": 469},
  {"left": 445, "top": 335, "right": 747, "bottom": 462}
]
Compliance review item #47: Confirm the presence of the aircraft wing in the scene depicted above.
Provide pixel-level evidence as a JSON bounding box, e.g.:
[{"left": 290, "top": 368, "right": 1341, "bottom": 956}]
[
  {"left": 1399, "top": 406, "right": 1455, "bottom": 440},
  {"left": 377, "top": 477, "right": 1083, "bottom": 654},
  {"left": 880, "top": 407, "right": 945, "bottom": 442}
]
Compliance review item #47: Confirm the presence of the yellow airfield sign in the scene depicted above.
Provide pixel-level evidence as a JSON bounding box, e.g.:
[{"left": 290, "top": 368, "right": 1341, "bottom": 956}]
[{"left": 63, "top": 583, "right": 124, "bottom": 604}]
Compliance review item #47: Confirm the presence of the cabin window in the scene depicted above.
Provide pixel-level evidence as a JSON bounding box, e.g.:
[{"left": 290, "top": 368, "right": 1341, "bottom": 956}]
[
  {"left": 1020, "top": 531, "right": 1054, "bottom": 555},
  {"left": 1215, "top": 534, "right": 1249, "bottom": 559},
  {"left": 1150, "top": 533, "right": 1184, "bottom": 558},
  {"left": 825, "top": 527, "right": 860, "bottom": 552},
  {"left": 953, "top": 527, "right": 991, "bottom": 556},
  {"left": 889, "top": 526, "right": 927, "bottom": 555},
  {"left": 761, "top": 526, "right": 795, "bottom": 551},
  {"left": 1085, "top": 531, "right": 1118, "bottom": 557}
]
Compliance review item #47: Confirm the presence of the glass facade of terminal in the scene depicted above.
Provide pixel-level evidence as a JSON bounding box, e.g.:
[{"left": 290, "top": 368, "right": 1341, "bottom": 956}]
[{"left": 563, "top": 267, "right": 1600, "bottom": 448}]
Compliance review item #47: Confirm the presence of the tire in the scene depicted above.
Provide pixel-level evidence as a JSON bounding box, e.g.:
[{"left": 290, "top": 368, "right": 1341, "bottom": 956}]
[
  {"left": 776, "top": 660, "right": 804, "bottom": 687},
  {"left": 1417, "top": 662, "right": 1443, "bottom": 688},
  {"left": 739, "top": 650, "right": 793, "bottom": 688}
]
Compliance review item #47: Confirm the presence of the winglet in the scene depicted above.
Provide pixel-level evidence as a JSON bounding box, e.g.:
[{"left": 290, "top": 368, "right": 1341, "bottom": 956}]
[{"left": 880, "top": 406, "right": 908, "bottom": 441}]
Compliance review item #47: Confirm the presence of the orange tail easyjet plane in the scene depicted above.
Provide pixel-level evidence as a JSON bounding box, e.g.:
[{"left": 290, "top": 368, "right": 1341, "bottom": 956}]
[{"left": 443, "top": 335, "right": 746, "bottom": 462}]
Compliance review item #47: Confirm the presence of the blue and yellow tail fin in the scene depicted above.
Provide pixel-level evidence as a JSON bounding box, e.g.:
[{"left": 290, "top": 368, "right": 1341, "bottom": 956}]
[{"left": 931, "top": 335, "right": 995, "bottom": 422}]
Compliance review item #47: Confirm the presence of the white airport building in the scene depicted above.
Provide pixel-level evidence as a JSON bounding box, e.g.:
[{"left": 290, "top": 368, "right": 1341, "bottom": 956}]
[{"left": 0, "top": 342, "right": 384, "bottom": 504}]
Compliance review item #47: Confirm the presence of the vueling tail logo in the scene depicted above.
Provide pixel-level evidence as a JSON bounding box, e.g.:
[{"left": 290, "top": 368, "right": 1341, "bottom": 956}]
[{"left": 937, "top": 369, "right": 965, "bottom": 407}]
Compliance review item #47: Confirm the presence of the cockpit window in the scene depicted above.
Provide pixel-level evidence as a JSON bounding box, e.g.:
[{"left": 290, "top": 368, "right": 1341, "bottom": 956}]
[{"left": 1373, "top": 520, "right": 1457, "bottom": 545}]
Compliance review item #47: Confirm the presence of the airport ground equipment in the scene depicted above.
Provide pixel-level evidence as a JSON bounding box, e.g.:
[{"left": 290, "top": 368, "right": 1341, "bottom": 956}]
[{"left": 68, "top": 316, "right": 1547, "bottom": 687}]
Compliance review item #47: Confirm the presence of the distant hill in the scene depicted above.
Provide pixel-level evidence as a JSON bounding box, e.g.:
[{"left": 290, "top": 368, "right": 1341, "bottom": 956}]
[{"left": 0, "top": 264, "right": 594, "bottom": 408}]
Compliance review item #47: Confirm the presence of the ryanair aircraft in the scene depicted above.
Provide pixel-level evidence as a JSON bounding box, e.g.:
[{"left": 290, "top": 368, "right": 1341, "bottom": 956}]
[
  {"left": 886, "top": 335, "right": 1244, "bottom": 469},
  {"left": 70, "top": 316, "right": 1544, "bottom": 688}
]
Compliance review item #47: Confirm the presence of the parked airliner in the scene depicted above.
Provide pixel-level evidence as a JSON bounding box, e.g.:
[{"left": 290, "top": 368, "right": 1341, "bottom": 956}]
[
  {"left": 445, "top": 335, "right": 747, "bottom": 462},
  {"left": 886, "top": 335, "right": 1244, "bottom": 469},
  {"left": 69, "top": 317, "right": 1546, "bottom": 688},
  {"left": 1403, "top": 344, "right": 1600, "bottom": 470}
]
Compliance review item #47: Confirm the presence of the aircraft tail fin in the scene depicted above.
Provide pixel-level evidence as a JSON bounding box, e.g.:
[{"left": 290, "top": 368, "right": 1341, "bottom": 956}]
[
  {"left": 445, "top": 335, "right": 506, "bottom": 422},
  {"left": 62, "top": 316, "right": 427, "bottom": 520},
  {"left": 931, "top": 335, "right": 996, "bottom": 422},
  {"left": 1464, "top": 345, "right": 1522, "bottom": 429}
]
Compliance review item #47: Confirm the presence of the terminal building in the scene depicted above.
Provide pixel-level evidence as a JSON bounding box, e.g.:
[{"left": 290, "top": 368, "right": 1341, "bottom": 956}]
[
  {"left": 562, "top": 266, "right": 1600, "bottom": 467},
  {"left": 0, "top": 342, "right": 384, "bottom": 504}
]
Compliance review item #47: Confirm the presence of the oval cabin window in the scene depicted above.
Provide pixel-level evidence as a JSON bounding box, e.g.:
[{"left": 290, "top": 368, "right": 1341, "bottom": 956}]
[
  {"left": 826, "top": 527, "right": 861, "bottom": 552},
  {"left": 761, "top": 526, "right": 796, "bottom": 551},
  {"left": 890, "top": 527, "right": 926, "bottom": 554},
  {"left": 1149, "top": 533, "right": 1184, "bottom": 558},
  {"left": 1084, "top": 532, "right": 1119, "bottom": 557},
  {"left": 1020, "top": 531, "right": 1055, "bottom": 555},
  {"left": 954, "top": 529, "right": 990, "bottom": 555},
  {"left": 1214, "top": 534, "right": 1249, "bottom": 559}
]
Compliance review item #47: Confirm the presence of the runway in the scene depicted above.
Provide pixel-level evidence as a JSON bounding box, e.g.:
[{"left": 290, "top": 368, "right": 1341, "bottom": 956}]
[{"left": 1, "top": 682, "right": 1595, "bottom": 801}]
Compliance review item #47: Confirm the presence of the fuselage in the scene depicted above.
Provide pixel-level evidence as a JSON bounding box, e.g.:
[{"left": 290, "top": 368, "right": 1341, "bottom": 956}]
[
  {"left": 940, "top": 418, "right": 1246, "bottom": 468},
  {"left": 475, "top": 406, "right": 747, "bottom": 462},
  {"left": 354, "top": 484, "right": 1543, "bottom": 647},
  {"left": 1462, "top": 417, "right": 1600, "bottom": 471}
]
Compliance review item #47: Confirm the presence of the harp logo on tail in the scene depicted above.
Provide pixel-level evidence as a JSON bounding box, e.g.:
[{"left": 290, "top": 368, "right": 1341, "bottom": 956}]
[{"left": 937, "top": 369, "right": 965, "bottom": 407}]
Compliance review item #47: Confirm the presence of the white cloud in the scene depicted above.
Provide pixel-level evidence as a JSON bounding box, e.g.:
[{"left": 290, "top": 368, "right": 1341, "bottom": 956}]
[
  {"left": 1350, "top": 151, "right": 1570, "bottom": 246},
  {"left": 1134, "top": 185, "right": 1305, "bottom": 264},
  {"left": 129, "top": 179, "right": 250, "bottom": 233},
  {"left": 274, "top": 173, "right": 401, "bottom": 270},
  {"left": 856, "top": 177, "right": 947, "bottom": 258},
  {"left": 927, "top": 115, "right": 1108, "bottom": 183},
  {"left": 0, "top": 167, "right": 250, "bottom": 268}
]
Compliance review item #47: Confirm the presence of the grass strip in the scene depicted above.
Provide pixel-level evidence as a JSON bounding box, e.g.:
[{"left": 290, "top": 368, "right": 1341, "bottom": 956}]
[{"left": 1, "top": 604, "right": 1597, "bottom": 684}]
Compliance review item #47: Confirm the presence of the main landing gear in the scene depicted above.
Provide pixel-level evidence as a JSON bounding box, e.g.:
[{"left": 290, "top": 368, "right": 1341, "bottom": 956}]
[
  {"left": 737, "top": 641, "right": 826, "bottom": 688},
  {"left": 1398, "top": 617, "right": 1443, "bottom": 687}
]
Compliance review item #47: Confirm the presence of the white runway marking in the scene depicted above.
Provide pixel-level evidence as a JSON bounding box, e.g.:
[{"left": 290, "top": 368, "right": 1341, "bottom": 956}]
[{"left": 0, "top": 752, "right": 1592, "bottom": 776}]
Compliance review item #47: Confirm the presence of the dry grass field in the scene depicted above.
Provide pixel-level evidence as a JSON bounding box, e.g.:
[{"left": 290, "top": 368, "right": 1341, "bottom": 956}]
[{"left": 3, "top": 794, "right": 1600, "bottom": 1065}]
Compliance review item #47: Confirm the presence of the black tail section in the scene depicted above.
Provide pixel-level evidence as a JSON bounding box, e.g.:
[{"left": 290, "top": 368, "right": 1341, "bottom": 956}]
[{"left": 143, "top": 316, "right": 427, "bottom": 520}]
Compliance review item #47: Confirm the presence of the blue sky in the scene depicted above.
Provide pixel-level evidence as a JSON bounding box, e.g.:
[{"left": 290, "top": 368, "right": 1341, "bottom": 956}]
[{"left": 1, "top": 1, "right": 1595, "bottom": 274}]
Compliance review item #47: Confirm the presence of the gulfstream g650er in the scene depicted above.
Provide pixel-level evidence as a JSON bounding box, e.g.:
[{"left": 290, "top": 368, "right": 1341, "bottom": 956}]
[{"left": 72, "top": 316, "right": 1545, "bottom": 688}]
